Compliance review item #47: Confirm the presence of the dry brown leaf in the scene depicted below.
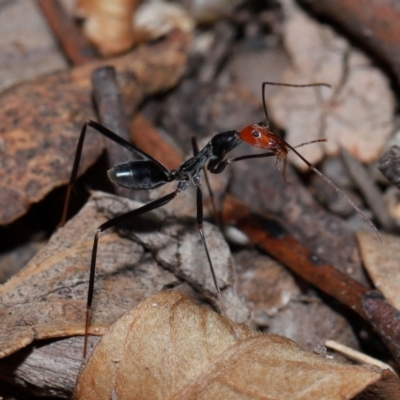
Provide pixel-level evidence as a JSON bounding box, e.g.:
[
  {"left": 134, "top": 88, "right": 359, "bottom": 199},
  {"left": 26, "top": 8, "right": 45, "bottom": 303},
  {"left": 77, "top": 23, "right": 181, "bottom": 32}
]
[
  {"left": 75, "top": 290, "right": 397, "bottom": 400},
  {"left": 0, "top": 33, "right": 189, "bottom": 225},
  {"left": 268, "top": 0, "right": 394, "bottom": 169},
  {"left": 0, "top": 191, "right": 244, "bottom": 359},
  {"left": 357, "top": 231, "right": 400, "bottom": 311},
  {"left": 76, "top": 0, "right": 139, "bottom": 56},
  {"left": 0, "top": 192, "right": 176, "bottom": 358}
]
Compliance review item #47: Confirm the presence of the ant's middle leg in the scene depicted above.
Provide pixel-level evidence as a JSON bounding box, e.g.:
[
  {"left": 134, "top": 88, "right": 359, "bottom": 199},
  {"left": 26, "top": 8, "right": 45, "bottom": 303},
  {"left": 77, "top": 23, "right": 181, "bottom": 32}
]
[
  {"left": 191, "top": 136, "right": 221, "bottom": 228},
  {"left": 194, "top": 184, "right": 227, "bottom": 315}
]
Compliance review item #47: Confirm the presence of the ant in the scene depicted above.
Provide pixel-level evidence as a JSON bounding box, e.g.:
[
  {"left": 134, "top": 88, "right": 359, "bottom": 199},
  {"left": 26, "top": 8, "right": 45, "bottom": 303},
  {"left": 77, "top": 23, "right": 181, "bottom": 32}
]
[{"left": 62, "top": 82, "right": 380, "bottom": 357}]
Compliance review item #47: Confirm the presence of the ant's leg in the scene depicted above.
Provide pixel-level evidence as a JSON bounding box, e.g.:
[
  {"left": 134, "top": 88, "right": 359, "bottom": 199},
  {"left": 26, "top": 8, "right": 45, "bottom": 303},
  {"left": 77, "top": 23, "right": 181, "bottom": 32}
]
[
  {"left": 195, "top": 185, "right": 226, "bottom": 316},
  {"left": 83, "top": 190, "right": 177, "bottom": 357},
  {"left": 191, "top": 137, "right": 221, "bottom": 228},
  {"left": 61, "top": 122, "right": 90, "bottom": 225},
  {"left": 61, "top": 120, "right": 169, "bottom": 225},
  {"left": 209, "top": 151, "right": 275, "bottom": 174}
]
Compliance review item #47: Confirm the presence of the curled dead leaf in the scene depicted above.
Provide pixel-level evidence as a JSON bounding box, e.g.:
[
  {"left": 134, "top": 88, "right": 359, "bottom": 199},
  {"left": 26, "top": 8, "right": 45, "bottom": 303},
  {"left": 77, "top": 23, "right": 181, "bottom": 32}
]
[
  {"left": 268, "top": 2, "right": 394, "bottom": 169},
  {"left": 75, "top": 291, "right": 397, "bottom": 400},
  {"left": 76, "top": 0, "right": 194, "bottom": 55},
  {"left": 133, "top": 1, "right": 195, "bottom": 44}
]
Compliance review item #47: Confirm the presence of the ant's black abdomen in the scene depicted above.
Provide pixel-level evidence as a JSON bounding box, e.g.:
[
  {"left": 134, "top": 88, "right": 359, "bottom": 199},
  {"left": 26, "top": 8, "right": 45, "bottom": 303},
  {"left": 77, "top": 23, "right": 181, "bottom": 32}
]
[{"left": 107, "top": 160, "right": 171, "bottom": 190}]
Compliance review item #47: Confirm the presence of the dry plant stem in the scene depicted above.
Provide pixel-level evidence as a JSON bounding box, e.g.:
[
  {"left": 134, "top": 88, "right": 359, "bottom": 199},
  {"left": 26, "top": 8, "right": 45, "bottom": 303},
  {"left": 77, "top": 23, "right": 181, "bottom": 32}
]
[
  {"left": 325, "top": 339, "right": 396, "bottom": 373},
  {"left": 362, "top": 291, "right": 400, "bottom": 367},
  {"left": 222, "top": 195, "right": 400, "bottom": 365},
  {"left": 37, "top": 0, "right": 98, "bottom": 65},
  {"left": 298, "top": 0, "right": 400, "bottom": 85},
  {"left": 91, "top": 66, "right": 135, "bottom": 199},
  {"left": 341, "top": 147, "right": 394, "bottom": 231},
  {"left": 130, "top": 114, "right": 183, "bottom": 170}
]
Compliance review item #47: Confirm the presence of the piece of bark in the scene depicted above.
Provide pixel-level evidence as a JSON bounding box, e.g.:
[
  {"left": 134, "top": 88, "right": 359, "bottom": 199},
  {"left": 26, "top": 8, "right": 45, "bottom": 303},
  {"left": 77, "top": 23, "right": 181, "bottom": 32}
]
[
  {"left": 0, "top": 336, "right": 98, "bottom": 399},
  {"left": 0, "top": 32, "right": 190, "bottom": 225}
]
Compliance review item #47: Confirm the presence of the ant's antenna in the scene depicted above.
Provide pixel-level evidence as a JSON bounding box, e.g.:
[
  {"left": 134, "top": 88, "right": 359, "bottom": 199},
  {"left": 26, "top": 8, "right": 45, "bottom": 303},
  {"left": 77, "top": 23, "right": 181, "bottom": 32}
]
[
  {"left": 285, "top": 140, "right": 382, "bottom": 244},
  {"left": 261, "top": 82, "right": 331, "bottom": 128}
]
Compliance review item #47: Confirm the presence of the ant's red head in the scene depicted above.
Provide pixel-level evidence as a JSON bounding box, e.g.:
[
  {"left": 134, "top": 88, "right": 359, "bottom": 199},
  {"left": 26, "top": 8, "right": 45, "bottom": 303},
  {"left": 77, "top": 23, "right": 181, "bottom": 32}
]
[{"left": 239, "top": 124, "right": 288, "bottom": 158}]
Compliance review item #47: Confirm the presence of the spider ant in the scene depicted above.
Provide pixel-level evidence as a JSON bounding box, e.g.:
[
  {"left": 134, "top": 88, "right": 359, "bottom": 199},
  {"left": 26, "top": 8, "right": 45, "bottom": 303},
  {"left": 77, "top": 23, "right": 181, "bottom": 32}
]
[{"left": 62, "top": 81, "right": 381, "bottom": 357}]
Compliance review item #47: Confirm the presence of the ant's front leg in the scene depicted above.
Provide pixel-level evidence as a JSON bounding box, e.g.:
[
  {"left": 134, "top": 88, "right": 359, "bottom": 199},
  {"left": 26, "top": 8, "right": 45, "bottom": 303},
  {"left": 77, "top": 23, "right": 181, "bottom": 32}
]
[{"left": 208, "top": 152, "right": 276, "bottom": 174}]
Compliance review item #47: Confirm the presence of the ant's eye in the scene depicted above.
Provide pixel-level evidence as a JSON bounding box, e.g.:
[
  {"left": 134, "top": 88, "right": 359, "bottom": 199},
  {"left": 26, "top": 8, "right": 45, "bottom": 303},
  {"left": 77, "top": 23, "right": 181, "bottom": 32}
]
[{"left": 251, "top": 131, "right": 261, "bottom": 138}]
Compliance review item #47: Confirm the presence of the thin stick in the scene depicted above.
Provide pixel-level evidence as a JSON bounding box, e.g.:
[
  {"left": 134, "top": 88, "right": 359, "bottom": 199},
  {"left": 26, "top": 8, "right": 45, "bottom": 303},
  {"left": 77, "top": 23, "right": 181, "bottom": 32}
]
[
  {"left": 325, "top": 340, "right": 396, "bottom": 374},
  {"left": 37, "top": 0, "right": 97, "bottom": 65}
]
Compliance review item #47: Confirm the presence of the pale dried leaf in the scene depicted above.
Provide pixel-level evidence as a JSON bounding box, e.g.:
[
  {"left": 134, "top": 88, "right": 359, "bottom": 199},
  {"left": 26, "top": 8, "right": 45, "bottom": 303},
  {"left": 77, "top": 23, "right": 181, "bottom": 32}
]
[
  {"left": 134, "top": 1, "right": 195, "bottom": 42},
  {"left": 357, "top": 231, "right": 400, "bottom": 311},
  {"left": 268, "top": 2, "right": 394, "bottom": 169},
  {"left": 76, "top": 0, "right": 138, "bottom": 56},
  {"left": 76, "top": 0, "right": 195, "bottom": 55},
  {"left": 75, "top": 291, "right": 396, "bottom": 400}
]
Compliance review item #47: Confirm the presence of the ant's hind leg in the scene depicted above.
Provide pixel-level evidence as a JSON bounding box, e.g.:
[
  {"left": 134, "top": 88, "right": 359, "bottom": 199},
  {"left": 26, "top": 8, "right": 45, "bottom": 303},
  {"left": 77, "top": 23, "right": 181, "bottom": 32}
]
[{"left": 83, "top": 190, "right": 177, "bottom": 357}]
